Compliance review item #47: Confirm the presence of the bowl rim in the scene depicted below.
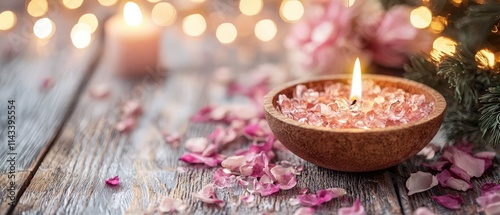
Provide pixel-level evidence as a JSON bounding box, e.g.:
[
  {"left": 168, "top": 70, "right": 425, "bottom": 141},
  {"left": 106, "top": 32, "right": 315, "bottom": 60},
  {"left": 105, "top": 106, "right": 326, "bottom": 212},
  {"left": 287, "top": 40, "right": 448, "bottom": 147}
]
[{"left": 264, "top": 74, "right": 447, "bottom": 133}]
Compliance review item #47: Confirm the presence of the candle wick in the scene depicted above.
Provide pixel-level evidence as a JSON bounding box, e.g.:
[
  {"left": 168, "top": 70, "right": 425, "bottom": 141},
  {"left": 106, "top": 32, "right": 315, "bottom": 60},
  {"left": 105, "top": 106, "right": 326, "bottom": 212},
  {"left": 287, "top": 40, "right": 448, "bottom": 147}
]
[{"left": 350, "top": 99, "right": 357, "bottom": 107}]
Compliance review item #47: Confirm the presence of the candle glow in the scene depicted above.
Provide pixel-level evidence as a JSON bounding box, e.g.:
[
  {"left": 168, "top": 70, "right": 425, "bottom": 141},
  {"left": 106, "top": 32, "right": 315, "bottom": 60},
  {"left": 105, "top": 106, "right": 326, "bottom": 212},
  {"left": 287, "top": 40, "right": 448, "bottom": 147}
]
[
  {"left": 431, "top": 36, "right": 456, "bottom": 60},
  {"left": 0, "top": 11, "right": 16, "bottom": 31},
  {"left": 123, "top": 2, "right": 143, "bottom": 26},
  {"left": 63, "top": 0, "right": 83, "bottom": 9},
  {"left": 350, "top": 58, "right": 362, "bottom": 102},
  {"left": 79, "top": 14, "right": 98, "bottom": 33},
  {"left": 71, "top": 24, "right": 92, "bottom": 49}
]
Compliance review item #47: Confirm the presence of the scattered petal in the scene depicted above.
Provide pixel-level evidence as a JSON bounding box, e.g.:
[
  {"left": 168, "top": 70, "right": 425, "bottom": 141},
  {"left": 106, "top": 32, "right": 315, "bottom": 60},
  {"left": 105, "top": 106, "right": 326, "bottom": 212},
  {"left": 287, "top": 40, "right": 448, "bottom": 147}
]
[
  {"left": 176, "top": 167, "right": 187, "bottom": 174},
  {"left": 294, "top": 207, "right": 315, "bottom": 215},
  {"left": 179, "top": 153, "right": 222, "bottom": 167},
  {"left": 406, "top": 171, "right": 438, "bottom": 195},
  {"left": 241, "top": 194, "right": 255, "bottom": 204},
  {"left": 116, "top": 117, "right": 137, "bottom": 133},
  {"left": 417, "top": 144, "right": 437, "bottom": 160},
  {"left": 338, "top": 199, "right": 366, "bottom": 215},
  {"left": 89, "top": 84, "right": 110, "bottom": 99},
  {"left": 254, "top": 174, "right": 281, "bottom": 196},
  {"left": 481, "top": 183, "right": 500, "bottom": 194},
  {"left": 289, "top": 198, "right": 300, "bottom": 206},
  {"left": 185, "top": 137, "right": 209, "bottom": 153},
  {"left": 270, "top": 165, "right": 297, "bottom": 190},
  {"left": 436, "top": 169, "right": 471, "bottom": 191},
  {"left": 41, "top": 77, "right": 54, "bottom": 90},
  {"left": 105, "top": 176, "right": 120, "bottom": 186},
  {"left": 432, "top": 194, "right": 463, "bottom": 210},
  {"left": 163, "top": 132, "right": 182, "bottom": 146},
  {"left": 123, "top": 100, "right": 143, "bottom": 117},
  {"left": 192, "top": 184, "right": 225, "bottom": 207},
  {"left": 190, "top": 105, "right": 213, "bottom": 122},
  {"left": 446, "top": 146, "right": 485, "bottom": 177},
  {"left": 422, "top": 159, "right": 450, "bottom": 171},
  {"left": 413, "top": 207, "right": 436, "bottom": 215},
  {"left": 158, "top": 196, "right": 187, "bottom": 213},
  {"left": 297, "top": 188, "right": 346, "bottom": 206},
  {"left": 213, "top": 168, "right": 235, "bottom": 188},
  {"left": 221, "top": 155, "right": 247, "bottom": 172}
]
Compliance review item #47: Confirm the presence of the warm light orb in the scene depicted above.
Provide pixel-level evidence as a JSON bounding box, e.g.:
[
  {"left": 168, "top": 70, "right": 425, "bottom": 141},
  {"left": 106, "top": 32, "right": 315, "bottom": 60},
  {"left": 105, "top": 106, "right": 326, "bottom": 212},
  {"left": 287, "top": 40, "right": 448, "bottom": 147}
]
[
  {"left": 71, "top": 24, "right": 92, "bottom": 49},
  {"left": 63, "top": 0, "right": 83, "bottom": 9},
  {"left": 152, "top": 2, "right": 177, "bottom": 26},
  {"left": 216, "top": 23, "right": 237, "bottom": 44},
  {"left": 98, "top": 0, "right": 118, "bottom": 6},
  {"left": 0, "top": 11, "right": 16, "bottom": 31},
  {"left": 345, "top": 0, "right": 355, "bottom": 7},
  {"left": 350, "top": 58, "right": 362, "bottom": 102},
  {"left": 475, "top": 49, "right": 495, "bottom": 68},
  {"left": 123, "top": 2, "right": 143, "bottom": 26},
  {"left": 410, "top": 6, "right": 432, "bottom": 29},
  {"left": 27, "top": 0, "right": 48, "bottom": 18},
  {"left": 430, "top": 16, "right": 446, "bottom": 34},
  {"left": 280, "top": 0, "right": 304, "bottom": 22},
  {"left": 79, "top": 13, "right": 98, "bottom": 33},
  {"left": 431, "top": 36, "right": 456, "bottom": 60},
  {"left": 255, "top": 19, "right": 277, "bottom": 41},
  {"left": 147, "top": 0, "right": 162, "bottom": 2},
  {"left": 33, "top": 17, "right": 55, "bottom": 39},
  {"left": 240, "top": 0, "right": 263, "bottom": 16},
  {"left": 190, "top": 0, "right": 206, "bottom": 2},
  {"left": 183, "top": 14, "right": 206, "bottom": 37}
]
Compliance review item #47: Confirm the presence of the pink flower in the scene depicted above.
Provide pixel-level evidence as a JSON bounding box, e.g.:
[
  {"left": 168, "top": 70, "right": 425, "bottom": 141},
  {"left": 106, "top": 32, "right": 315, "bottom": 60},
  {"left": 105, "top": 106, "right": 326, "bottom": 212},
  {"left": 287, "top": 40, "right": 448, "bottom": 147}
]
[
  {"left": 368, "top": 6, "right": 433, "bottom": 68},
  {"left": 105, "top": 176, "right": 120, "bottom": 186},
  {"left": 406, "top": 171, "right": 438, "bottom": 195},
  {"left": 338, "top": 199, "right": 366, "bottom": 215},
  {"left": 431, "top": 194, "right": 463, "bottom": 210},
  {"left": 192, "top": 184, "right": 225, "bottom": 207}
]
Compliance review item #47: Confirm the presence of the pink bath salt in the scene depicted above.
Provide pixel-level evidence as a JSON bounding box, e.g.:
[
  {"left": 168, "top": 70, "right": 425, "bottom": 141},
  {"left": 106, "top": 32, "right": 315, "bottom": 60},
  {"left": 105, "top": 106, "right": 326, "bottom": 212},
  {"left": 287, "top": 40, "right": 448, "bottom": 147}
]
[
  {"left": 277, "top": 81, "right": 434, "bottom": 129},
  {"left": 105, "top": 176, "right": 120, "bottom": 186}
]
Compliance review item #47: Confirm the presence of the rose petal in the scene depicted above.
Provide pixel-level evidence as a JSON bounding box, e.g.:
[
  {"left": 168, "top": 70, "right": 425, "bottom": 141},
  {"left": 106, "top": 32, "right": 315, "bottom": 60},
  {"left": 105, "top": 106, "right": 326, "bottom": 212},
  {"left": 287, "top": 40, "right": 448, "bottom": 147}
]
[
  {"left": 185, "top": 137, "right": 209, "bottom": 153},
  {"left": 422, "top": 160, "right": 450, "bottom": 171},
  {"left": 115, "top": 117, "right": 137, "bottom": 133},
  {"left": 270, "top": 165, "right": 297, "bottom": 190},
  {"left": 413, "top": 207, "right": 436, "bottom": 215},
  {"left": 213, "top": 168, "right": 235, "bottom": 188},
  {"left": 89, "top": 84, "right": 110, "bottom": 99},
  {"left": 297, "top": 188, "right": 346, "bottom": 206},
  {"left": 436, "top": 169, "right": 471, "bottom": 191},
  {"left": 338, "top": 199, "right": 366, "bottom": 215},
  {"left": 431, "top": 194, "right": 463, "bottom": 210},
  {"left": 41, "top": 77, "right": 54, "bottom": 90},
  {"left": 481, "top": 183, "right": 500, "bottom": 194},
  {"left": 447, "top": 146, "right": 485, "bottom": 177},
  {"left": 221, "top": 155, "right": 247, "bottom": 172},
  {"left": 406, "top": 171, "right": 438, "bottom": 195},
  {"left": 105, "top": 176, "right": 120, "bottom": 186},
  {"left": 254, "top": 174, "right": 281, "bottom": 196},
  {"left": 158, "top": 196, "right": 187, "bottom": 213},
  {"left": 241, "top": 194, "right": 255, "bottom": 204},
  {"left": 475, "top": 151, "right": 497, "bottom": 160},
  {"left": 190, "top": 105, "right": 213, "bottom": 122},
  {"left": 192, "top": 184, "right": 225, "bottom": 207},
  {"left": 123, "top": 100, "right": 143, "bottom": 117},
  {"left": 294, "top": 207, "right": 315, "bottom": 215},
  {"left": 449, "top": 165, "right": 471, "bottom": 182},
  {"left": 179, "top": 153, "right": 222, "bottom": 167},
  {"left": 163, "top": 132, "right": 182, "bottom": 146}
]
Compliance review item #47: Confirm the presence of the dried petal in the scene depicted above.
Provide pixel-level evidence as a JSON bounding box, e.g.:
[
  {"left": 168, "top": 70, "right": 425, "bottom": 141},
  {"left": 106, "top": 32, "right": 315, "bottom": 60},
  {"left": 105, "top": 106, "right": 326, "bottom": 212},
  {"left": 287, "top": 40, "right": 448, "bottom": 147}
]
[
  {"left": 338, "top": 199, "right": 366, "bottom": 215},
  {"left": 481, "top": 183, "right": 500, "bottom": 194},
  {"left": 41, "top": 77, "right": 54, "bottom": 90},
  {"left": 89, "top": 84, "right": 110, "bottom": 99},
  {"left": 294, "top": 207, "right": 315, "bottom": 215},
  {"left": 115, "top": 117, "right": 137, "bottom": 133},
  {"left": 213, "top": 168, "right": 235, "bottom": 188},
  {"left": 192, "top": 184, "right": 225, "bottom": 207},
  {"left": 221, "top": 155, "right": 247, "bottom": 172},
  {"left": 105, "top": 176, "right": 119, "bottom": 186},
  {"left": 254, "top": 174, "right": 281, "bottom": 196},
  {"left": 163, "top": 132, "right": 182, "bottom": 146},
  {"left": 158, "top": 196, "right": 187, "bottom": 213},
  {"left": 406, "top": 171, "right": 438, "bottom": 195},
  {"left": 123, "top": 100, "right": 143, "bottom": 117},
  {"left": 185, "top": 137, "right": 209, "bottom": 153},
  {"left": 270, "top": 165, "right": 297, "bottom": 190},
  {"left": 179, "top": 153, "right": 222, "bottom": 167},
  {"left": 446, "top": 146, "right": 485, "bottom": 178},
  {"left": 436, "top": 169, "right": 471, "bottom": 191},
  {"left": 241, "top": 194, "right": 255, "bottom": 204},
  {"left": 297, "top": 188, "right": 346, "bottom": 206},
  {"left": 431, "top": 194, "right": 463, "bottom": 210},
  {"left": 413, "top": 207, "right": 436, "bottom": 215},
  {"left": 190, "top": 105, "right": 213, "bottom": 122}
]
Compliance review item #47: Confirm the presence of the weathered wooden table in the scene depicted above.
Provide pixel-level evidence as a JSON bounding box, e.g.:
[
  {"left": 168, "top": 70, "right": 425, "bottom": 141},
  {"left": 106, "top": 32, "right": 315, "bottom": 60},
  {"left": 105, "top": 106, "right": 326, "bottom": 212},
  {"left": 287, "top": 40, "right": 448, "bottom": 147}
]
[{"left": 0, "top": 2, "right": 498, "bottom": 215}]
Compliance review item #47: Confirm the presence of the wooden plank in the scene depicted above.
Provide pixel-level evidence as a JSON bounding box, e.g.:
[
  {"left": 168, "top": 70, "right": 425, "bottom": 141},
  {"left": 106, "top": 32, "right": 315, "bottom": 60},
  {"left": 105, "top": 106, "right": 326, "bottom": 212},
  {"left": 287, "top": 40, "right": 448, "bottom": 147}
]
[
  {"left": 393, "top": 154, "right": 500, "bottom": 214},
  {"left": 0, "top": 15, "right": 103, "bottom": 214}
]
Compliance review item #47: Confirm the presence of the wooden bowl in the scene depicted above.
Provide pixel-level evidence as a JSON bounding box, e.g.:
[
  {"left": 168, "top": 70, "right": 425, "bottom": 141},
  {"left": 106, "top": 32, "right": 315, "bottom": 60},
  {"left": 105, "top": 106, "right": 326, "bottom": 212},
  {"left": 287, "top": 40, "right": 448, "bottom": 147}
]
[{"left": 264, "top": 74, "right": 446, "bottom": 172}]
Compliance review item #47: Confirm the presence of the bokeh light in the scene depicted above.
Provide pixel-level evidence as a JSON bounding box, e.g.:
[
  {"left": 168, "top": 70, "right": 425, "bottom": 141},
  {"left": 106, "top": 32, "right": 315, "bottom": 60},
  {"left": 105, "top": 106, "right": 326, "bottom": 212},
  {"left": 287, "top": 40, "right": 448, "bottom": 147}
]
[
  {"left": 346, "top": 0, "right": 355, "bottom": 7},
  {"left": 147, "top": 0, "right": 162, "bottom": 3},
  {"left": 79, "top": 13, "right": 98, "bottom": 33},
  {"left": 431, "top": 36, "right": 456, "bottom": 60},
  {"left": 63, "top": 0, "right": 83, "bottom": 9},
  {"left": 430, "top": 16, "right": 446, "bottom": 34},
  {"left": 71, "top": 24, "right": 92, "bottom": 49},
  {"left": 240, "top": 0, "right": 263, "bottom": 16},
  {"left": 475, "top": 49, "right": 495, "bottom": 68},
  {"left": 183, "top": 14, "right": 206, "bottom": 37},
  {"left": 98, "top": 0, "right": 118, "bottom": 6},
  {"left": 0, "top": 11, "right": 17, "bottom": 31},
  {"left": 216, "top": 23, "right": 237, "bottom": 44},
  {"left": 280, "top": 0, "right": 304, "bottom": 23},
  {"left": 255, "top": 19, "right": 277, "bottom": 42},
  {"left": 410, "top": 6, "right": 432, "bottom": 29},
  {"left": 33, "top": 17, "right": 55, "bottom": 39},
  {"left": 123, "top": 2, "right": 143, "bottom": 26},
  {"left": 27, "top": 0, "right": 48, "bottom": 18},
  {"left": 152, "top": 2, "right": 177, "bottom": 26},
  {"left": 190, "top": 0, "right": 206, "bottom": 2}
]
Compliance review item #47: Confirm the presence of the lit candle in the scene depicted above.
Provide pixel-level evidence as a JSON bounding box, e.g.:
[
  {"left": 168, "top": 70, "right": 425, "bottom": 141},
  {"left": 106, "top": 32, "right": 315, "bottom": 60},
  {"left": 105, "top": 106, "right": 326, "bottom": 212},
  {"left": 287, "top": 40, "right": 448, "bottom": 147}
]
[
  {"left": 104, "top": 2, "right": 161, "bottom": 76},
  {"left": 350, "top": 57, "right": 362, "bottom": 104}
]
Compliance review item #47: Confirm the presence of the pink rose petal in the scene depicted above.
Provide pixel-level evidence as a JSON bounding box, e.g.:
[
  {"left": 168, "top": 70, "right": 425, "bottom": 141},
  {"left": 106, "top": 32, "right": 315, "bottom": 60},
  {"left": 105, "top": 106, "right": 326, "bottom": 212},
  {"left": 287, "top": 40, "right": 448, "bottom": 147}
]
[
  {"left": 406, "top": 171, "right": 438, "bottom": 195},
  {"left": 446, "top": 146, "right": 485, "bottom": 177},
  {"left": 241, "top": 194, "right": 255, "bottom": 204},
  {"left": 185, "top": 137, "right": 209, "bottom": 153},
  {"left": 116, "top": 117, "right": 137, "bottom": 133},
  {"left": 297, "top": 188, "right": 346, "bottom": 206},
  {"left": 105, "top": 176, "right": 120, "bottom": 186},
  {"left": 270, "top": 165, "right": 297, "bottom": 190},
  {"left": 41, "top": 77, "right": 54, "bottom": 90},
  {"left": 221, "top": 155, "right": 247, "bottom": 172},
  {"left": 163, "top": 132, "right": 182, "bottom": 146},
  {"left": 449, "top": 165, "right": 471, "bottom": 182},
  {"left": 190, "top": 105, "right": 213, "bottom": 122},
  {"left": 192, "top": 184, "right": 225, "bottom": 207},
  {"left": 338, "top": 199, "right": 366, "bottom": 215},
  {"left": 431, "top": 194, "right": 463, "bottom": 210},
  {"left": 179, "top": 153, "right": 222, "bottom": 167},
  {"left": 254, "top": 174, "right": 281, "bottom": 196},
  {"left": 436, "top": 169, "right": 471, "bottom": 191},
  {"left": 294, "top": 207, "right": 315, "bottom": 215},
  {"left": 481, "top": 183, "right": 500, "bottom": 194},
  {"left": 475, "top": 151, "right": 497, "bottom": 160},
  {"left": 89, "top": 84, "right": 110, "bottom": 99},
  {"left": 413, "top": 207, "right": 436, "bottom": 215},
  {"left": 158, "top": 196, "right": 187, "bottom": 213},
  {"left": 213, "top": 168, "right": 235, "bottom": 188},
  {"left": 123, "top": 100, "right": 143, "bottom": 117}
]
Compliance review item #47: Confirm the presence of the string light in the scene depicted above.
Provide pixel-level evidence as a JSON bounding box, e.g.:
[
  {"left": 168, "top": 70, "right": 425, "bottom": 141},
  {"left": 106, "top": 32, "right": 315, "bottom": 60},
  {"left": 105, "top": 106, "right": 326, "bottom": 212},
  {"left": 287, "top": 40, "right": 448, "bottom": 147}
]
[
  {"left": 216, "top": 23, "right": 237, "bottom": 44},
  {"left": 430, "top": 16, "right": 446, "bottom": 34},
  {"left": 410, "top": 6, "right": 432, "bottom": 29},
  {"left": 33, "top": 17, "right": 55, "bottom": 39},
  {"left": 152, "top": 2, "right": 177, "bottom": 26},
  {"left": 255, "top": 19, "right": 277, "bottom": 42},
  {"left": 63, "top": 0, "right": 83, "bottom": 9},
  {"left": 27, "top": 0, "right": 48, "bottom": 18},
  {"left": 0, "top": 11, "right": 16, "bottom": 31},
  {"left": 280, "top": 0, "right": 304, "bottom": 23},
  {"left": 71, "top": 23, "right": 92, "bottom": 49},
  {"left": 98, "top": 0, "right": 118, "bottom": 6},
  {"left": 475, "top": 49, "right": 495, "bottom": 68},
  {"left": 240, "top": 0, "right": 263, "bottom": 16},
  {"left": 79, "top": 14, "right": 98, "bottom": 33},
  {"left": 183, "top": 14, "right": 206, "bottom": 37},
  {"left": 431, "top": 36, "right": 456, "bottom": 60}
]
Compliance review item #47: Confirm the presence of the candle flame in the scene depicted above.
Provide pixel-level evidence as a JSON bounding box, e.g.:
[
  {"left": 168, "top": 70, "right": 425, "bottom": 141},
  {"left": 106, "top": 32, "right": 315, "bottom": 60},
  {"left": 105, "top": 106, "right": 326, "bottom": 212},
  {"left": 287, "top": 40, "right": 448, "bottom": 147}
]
[
  {"left": 350, "top": 58, "right": 362, "bottom": 102},
  {"left": 123, "top": 2, "right": 142, "bottom": 26}
]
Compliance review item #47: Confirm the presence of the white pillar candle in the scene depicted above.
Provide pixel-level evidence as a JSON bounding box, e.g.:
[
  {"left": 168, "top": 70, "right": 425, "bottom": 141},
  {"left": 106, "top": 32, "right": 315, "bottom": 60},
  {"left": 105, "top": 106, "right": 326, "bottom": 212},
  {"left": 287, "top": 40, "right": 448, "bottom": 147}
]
[{"left": 104, "top": 2, "right": 160, "bottom": 77}]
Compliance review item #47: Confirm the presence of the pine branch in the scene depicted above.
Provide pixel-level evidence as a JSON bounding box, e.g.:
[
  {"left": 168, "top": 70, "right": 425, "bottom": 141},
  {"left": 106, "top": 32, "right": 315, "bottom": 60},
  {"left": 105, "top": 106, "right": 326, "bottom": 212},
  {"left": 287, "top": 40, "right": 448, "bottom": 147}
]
[
  {"left": 455, "top": 0, "right": 500, "bottom": 51},
  {"left": 479, "top": 86, "right": 500, "bottom": 147}
]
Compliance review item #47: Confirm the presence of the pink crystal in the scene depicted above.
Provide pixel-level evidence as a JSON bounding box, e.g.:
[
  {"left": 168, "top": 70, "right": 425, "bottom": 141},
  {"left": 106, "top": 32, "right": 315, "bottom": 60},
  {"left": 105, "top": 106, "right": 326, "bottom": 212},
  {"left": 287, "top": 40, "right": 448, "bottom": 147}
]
[{"left": 277, "top": 81, "right": 434, "bottom": 129}]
